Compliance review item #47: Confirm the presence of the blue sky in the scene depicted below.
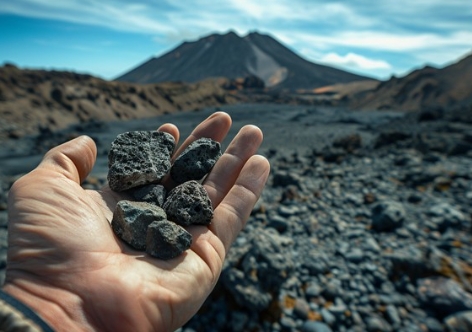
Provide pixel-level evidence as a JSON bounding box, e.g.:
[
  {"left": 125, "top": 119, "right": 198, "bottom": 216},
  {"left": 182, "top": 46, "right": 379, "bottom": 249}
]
[{"left": 1, "top": 0, "right": 471, "bottom": 80}]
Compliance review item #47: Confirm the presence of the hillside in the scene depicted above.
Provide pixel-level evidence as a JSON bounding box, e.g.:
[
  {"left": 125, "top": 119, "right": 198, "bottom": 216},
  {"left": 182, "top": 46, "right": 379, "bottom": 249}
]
[
  {"left": 350, "top": 51, "right": 472, "bottom": 111},
  {"left": 0, "top": 64, "right": 242, "bottom": 141},
  {"left": 116, "top": 31, "right": 371, "bottom": 90}
]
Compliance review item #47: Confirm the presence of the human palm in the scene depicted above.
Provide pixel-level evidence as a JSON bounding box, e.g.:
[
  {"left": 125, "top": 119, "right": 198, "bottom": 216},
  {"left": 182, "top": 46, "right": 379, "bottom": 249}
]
[{"left": 3, "top": 112, "right": 270, "bottom": 332}]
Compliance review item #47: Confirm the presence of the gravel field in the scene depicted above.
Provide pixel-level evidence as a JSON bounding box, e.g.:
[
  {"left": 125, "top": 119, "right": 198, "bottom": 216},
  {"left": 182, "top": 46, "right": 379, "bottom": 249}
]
[{"left": 1, "top": 104, "right": 471, "bottom": 331}]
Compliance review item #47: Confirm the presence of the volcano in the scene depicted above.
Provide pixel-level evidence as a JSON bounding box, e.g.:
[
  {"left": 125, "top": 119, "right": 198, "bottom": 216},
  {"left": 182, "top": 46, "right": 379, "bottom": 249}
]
[{"left": 116, "top": 31, "right": 371, "bottom": 90}]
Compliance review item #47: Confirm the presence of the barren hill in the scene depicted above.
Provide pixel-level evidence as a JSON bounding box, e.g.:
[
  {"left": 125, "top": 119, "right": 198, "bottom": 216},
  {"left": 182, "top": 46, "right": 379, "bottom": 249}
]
[
  {"left": 0, "top": 64, "right": 241, "bottom": 140},
  {"left": 350, "top": 51, "right": 472, "bottom": 111}
]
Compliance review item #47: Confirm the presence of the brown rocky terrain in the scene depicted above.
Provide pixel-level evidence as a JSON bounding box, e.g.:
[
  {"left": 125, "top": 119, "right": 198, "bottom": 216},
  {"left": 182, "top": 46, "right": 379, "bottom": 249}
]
[
  {"left": 349, "top": 51, "right": 472, "bottom": 111},
  {"left": 0, "top": 64, "right": 243, "bottom": 141}
]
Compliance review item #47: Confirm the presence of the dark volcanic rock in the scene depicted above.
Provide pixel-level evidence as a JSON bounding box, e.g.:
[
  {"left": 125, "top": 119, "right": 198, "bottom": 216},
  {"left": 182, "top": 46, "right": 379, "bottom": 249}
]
[
  {"left": 146, "top": 219, "right": 192, "bottom": 260},
  {"left": 170, "top": 137, "right": 222, "bottom": 184},
  {"left": 107, "top": 131, "right": 175, "bottom": 191},
  {"left": 371, "top": 201, "right": 405, "bottom": 232},
  {"left": 222, "top": 268, "right": 272, "bottom": 311},
  {"left": 129, "top": 184, "right": 167, "bottom": 207},
  {"left": 111, "top": 200, "right": 167, "bottom": 250},
  {"left": 163, "top": 180, "right": 213, "bottom": 226},
  {"left": 417, "top": 277, "right": 472, "bottom": 317},
  {"left": 332, "top": 133, "right": 362, "bottom": 153}
]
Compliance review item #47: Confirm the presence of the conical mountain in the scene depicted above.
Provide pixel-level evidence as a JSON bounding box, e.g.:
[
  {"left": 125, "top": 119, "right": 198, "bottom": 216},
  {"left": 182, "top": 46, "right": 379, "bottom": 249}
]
[{"left": 116, "top": 31, "right": 371, "bottom": 90}]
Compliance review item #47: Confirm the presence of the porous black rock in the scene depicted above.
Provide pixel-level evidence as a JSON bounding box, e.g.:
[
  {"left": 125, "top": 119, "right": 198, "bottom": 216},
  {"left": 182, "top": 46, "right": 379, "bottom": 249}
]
[
  {"left": 111, "top": 200, "right": 166, "bottom": 250},
  {"left": 129, "top": 184, "right": 167, "bottom": 207},
  {"left": 170, "top": 137, "right": 222, "bottom": 184},
  {"left": 108, "top": 131, "right": 175, "bottom": 191},
  {"left": 146, "top": 219, "right": 192, "bottom": 260},
  {"left": 163, "top": 180, "right": 213, "bottom": 226}
]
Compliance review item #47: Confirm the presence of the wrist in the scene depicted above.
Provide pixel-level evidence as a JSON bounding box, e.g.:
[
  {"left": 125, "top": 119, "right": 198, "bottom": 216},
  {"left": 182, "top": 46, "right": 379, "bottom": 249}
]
[{"left": 2, "top": 280, "right": 86, "bottom": 332}]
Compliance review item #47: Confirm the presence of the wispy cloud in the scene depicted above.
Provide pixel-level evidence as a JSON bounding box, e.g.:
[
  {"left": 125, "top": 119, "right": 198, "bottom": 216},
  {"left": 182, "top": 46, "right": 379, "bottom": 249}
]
[
  {"left": 1, "top": 0, "right": 175, "bottom": 34},
  {"left": 320, "top": 53, "right": 392, "bottom": 70}
]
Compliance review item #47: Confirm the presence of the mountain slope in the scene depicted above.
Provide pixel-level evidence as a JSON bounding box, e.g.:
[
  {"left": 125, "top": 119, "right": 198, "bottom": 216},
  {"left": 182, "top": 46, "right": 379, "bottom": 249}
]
[
  {"left": 0, "top": 64, "right": 241, "bottom": 141},
  {"left": 116, "top": 31, "right": 372, "bottom": 90},
  {"left": 350, "top": 51, "right": 472, "bottom": 111}
]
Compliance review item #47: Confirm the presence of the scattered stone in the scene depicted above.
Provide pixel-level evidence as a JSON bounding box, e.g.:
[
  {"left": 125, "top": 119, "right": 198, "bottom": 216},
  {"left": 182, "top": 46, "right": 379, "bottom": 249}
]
[
  {"left": 111, "top": 200, "right": 166, "bottom": 250},
  {"left": 428, "top": 203, "right": 467, "bottom": 231},
  {"left": 417, "top": 277, "right": 472, "bottom": 317},
  {"left": 444, "top": 311, "right": 472, "bottom": 332},
  {"left": 129, "top": 184, "right": 167, "bottom": 207},
  {"left": 332, "top": 133, "right": 362, "bottom": 153},
  {"left": 170, "top": 137, "right": 222, "bottom": 184},
  {"left": 365, "top": 315, "right": 392, "bottom": 332},
  {"left": 301, "top": 321, "right": 333, "bottom": 332},
  {"left": 222, "top": 268, "right": 272, "bottom": 311},
  {"left": 371, "top": 201, "right": 405, "bottom": 232},
  {"left": 272, "top": 170, "right": 303, "bottom": 189},
  {"left": 163, "top": 180, "right": 213, "bottom": 226},
  {"left": 146, "top": 220, "right": 192, "bottom": 260},
  {"left": 108, "top": 131, "right": 175, "bottom": 191},
  {"left": 293, "top": 298, "right": 310, "bottom": 319}
]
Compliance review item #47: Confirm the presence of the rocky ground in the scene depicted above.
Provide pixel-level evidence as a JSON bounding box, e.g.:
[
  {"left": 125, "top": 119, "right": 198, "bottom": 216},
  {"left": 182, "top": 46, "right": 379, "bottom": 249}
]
[
  {"left": 182, "top": 107, "right": 472, "bottom": 331},
  {"left": 0, "top": 105, "right": 472, "bottom": 331}
]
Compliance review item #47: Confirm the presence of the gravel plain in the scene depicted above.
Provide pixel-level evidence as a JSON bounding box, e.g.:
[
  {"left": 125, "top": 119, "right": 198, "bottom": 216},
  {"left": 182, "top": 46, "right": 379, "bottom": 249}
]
[{"left": 1, "top": 104, "right": 471, "bottom": 331}]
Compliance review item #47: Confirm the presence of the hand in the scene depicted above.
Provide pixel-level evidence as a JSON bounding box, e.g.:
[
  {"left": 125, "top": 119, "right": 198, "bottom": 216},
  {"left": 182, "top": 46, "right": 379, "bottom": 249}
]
[{"left": 3, "top": 112, "right": 270, "bottom": 332}]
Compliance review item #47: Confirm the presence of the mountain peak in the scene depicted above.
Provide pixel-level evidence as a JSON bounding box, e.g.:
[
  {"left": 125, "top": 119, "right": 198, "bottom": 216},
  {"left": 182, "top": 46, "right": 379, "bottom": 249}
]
[{"left": 116, "top": 31, "right": 371, "bottom": 89}]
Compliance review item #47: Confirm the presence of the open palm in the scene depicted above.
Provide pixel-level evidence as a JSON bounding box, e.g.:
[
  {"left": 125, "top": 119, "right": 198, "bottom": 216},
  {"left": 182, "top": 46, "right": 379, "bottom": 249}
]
[{"left": 3, "top": 112, "right": 270, "bottom": 332}]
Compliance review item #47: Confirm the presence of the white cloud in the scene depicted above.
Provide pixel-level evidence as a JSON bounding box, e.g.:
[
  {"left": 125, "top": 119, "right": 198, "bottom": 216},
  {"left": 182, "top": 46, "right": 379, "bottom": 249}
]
[
  {"left": 226, "top": 0, "right": 376, "bottom": 27},
  {"left": 291, "top": 30, "right": 472, "bottom": 53},
  {"left": 0, "top": 0, "right": 175, "bottom": 34},
  {"left": 319, "top": 52, "right": 392, "bottom": 70}
]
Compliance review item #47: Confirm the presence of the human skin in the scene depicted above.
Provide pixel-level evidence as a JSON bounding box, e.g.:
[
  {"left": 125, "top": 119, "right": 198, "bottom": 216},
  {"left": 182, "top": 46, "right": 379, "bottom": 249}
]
[{"left": 2, "top": 112, "right": 270, "bottom": 331}]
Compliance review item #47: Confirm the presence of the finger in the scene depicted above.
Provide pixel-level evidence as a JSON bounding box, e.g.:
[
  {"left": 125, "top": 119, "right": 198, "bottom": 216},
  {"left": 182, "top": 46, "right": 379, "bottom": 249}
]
[
  {"left": 209, "top": 155, "right": 270, "bottom": 253},
  {"left": 172, "top": 111, "right": 232, "bottom": 160},
  {"left": 160, "top": 112, "right": 232, "bottom": 189},
  {"left": 204, "top": 125, "right": 263, "bottom": 208},
  {"left": 157, "top": 123, "right": 180, "bottom": 147},
  {"left": 39, "top": 135, "right": 97, "bottom": 184}
]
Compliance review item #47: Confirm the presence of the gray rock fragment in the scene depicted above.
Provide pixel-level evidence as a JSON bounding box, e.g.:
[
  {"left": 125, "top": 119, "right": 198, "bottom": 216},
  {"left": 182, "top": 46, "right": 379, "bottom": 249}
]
[
  {"left": 222, "top": 268, "right": 272, "bottom": 311},
  {"left": 111, "top": 200, "right": 166, "bottom": 250},
  {"left": 163, "top": 180, "right": 213, "bottom": 226},
  {"left": 171, "top": 137, "right": 222, "bottom": 184},
  {"left": 444, "top": 311, "right": 472, "bottom": 332},
  {"left": 129, "top": 184, "right": 167, "bottom": 207},
  {"left": 371, "top": 201, "right": 405, "bottom": 232},
  {"left": 301, "top": 321, "right": 333, "bottom": 332},
  {"left": 417, "top": 277, "right": 472, "bottom": 317},
  {"left": 108, "top": 131, "right": 175, "bottom": 191},
  {"left": 146, "top": 220, "right": 192, "bottom": 260}
]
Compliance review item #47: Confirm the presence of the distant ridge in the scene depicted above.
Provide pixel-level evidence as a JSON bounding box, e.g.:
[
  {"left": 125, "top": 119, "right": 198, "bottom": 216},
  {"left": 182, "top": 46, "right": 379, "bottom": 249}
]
[
  {"left": 350, "top": 51, "right": 472, "bottom": 111},
  {"left": 116, "top": 31, "right": 372, "bottom": 90}
]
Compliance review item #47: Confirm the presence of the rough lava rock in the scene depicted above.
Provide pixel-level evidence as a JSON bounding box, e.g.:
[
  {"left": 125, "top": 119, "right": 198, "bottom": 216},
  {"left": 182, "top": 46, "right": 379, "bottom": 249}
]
[
  {"left": 111, "top": 200, "right": 167, "bottom": 250},
  {"left": 146, "top": 219, "right": 192, "bottom": 260},
  {"left": 129, "top": 184, "right": 167, "bottom": 207},
  {"left": 170, "top": 137, "right": 222, "bottom": 184},
  {"left": 107, "top": 131, "right": 175, "bottom": 191},
  {"left": 163, "top": 180, "right": 213, "bottom": 226}
]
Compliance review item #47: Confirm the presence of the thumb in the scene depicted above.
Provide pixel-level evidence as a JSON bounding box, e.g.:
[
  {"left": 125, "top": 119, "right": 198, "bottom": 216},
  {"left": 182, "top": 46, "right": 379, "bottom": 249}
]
[{"left": 39, "top": 135, "right": 97, "bottom": 184}]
